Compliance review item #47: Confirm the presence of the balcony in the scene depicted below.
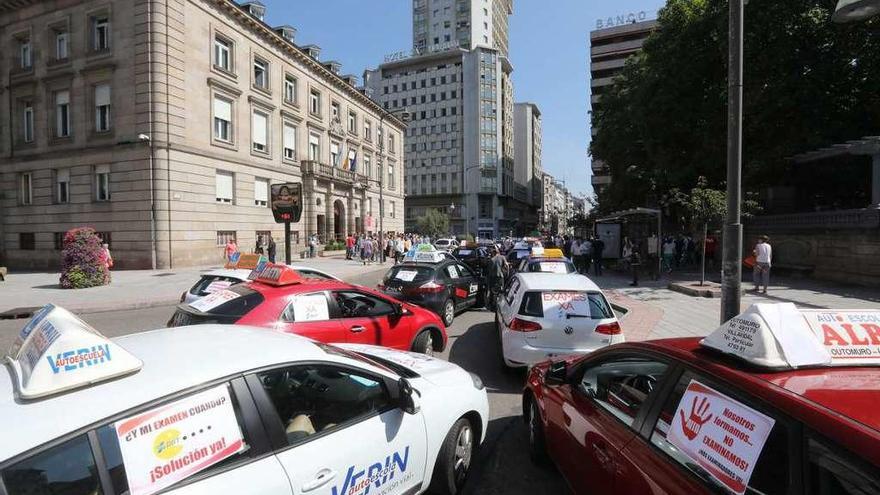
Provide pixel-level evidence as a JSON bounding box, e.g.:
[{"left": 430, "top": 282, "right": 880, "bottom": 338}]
[{"left": 301, "top": 160, "right": 366, "bottom": 185}]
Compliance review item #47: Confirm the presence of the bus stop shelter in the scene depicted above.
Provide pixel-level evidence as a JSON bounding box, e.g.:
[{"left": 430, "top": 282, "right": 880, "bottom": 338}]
[{"left": 595, "top": 207, "right": 662, "bottom": 277}]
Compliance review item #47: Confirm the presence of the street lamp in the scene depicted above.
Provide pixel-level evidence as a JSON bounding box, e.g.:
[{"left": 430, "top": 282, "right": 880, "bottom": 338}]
[{"left": 833, "top": 0, "right": 880, "bottom": 22}]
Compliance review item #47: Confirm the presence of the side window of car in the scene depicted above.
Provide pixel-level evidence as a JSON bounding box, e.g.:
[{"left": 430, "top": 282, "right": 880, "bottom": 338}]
[
  {"left": 281, "top": 292, "right": 330, "bottom": 322},
  {"left": 577, "top": 357, "right": 670, "bottom": 427},
  {"left": 649, "top": 372, "right": 791, "bottom": 495},
  {"left": 332, "top": 291, "right": 395, "bottom": 318},
  {"left": 806, "top": 435, "right": 880, "bottom": 495},
  {"left": 2, "top": 434, "right": 102, "bottom": 495},
  {"left": 256, "top": 365, "right": 391, "bottom": 446},
  {"left": 458, "top": 264, "right": 473, "bottom": 278}
]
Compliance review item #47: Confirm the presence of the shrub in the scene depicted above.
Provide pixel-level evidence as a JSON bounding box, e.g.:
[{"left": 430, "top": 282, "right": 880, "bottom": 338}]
[{"left": 60, "top": 227, "right": 110, "bottom": 289}]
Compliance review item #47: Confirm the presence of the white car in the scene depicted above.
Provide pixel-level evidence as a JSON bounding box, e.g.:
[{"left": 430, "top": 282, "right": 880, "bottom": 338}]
[
  {"left": 1, "top": 306, "right": 488, "bottom": 495},
  {"left": 181, "top": 265, "right": 340, "bottom": 304},
  {"left": 433, "top": 239, "right": 459, "bottom": 252},
  {"left": 495, "top": 273, "right": 623, "bottom": 368}
]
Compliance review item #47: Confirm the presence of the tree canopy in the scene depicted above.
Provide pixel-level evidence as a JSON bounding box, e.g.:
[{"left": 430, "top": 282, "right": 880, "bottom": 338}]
[
  {"left": 591, "top": 0, "right": 880, "bottom": 214},
  {"left": 415, "top": 209, "right": 450, "bottom": 238}
]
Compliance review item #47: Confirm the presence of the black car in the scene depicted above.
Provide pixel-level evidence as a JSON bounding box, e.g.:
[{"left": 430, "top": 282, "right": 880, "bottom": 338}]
[
  {"left": 450, "top": 246, "right": 493, "bottom": 277},
  {"left": 379, "top": 259, "right": 483, "bottom": 327}
]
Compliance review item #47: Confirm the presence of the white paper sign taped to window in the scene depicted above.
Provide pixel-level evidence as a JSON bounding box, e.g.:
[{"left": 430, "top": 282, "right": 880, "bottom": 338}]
[
  {"left": 189, "top": 289, "right": 241, "bottom": 313},
  {"left": 666, "top": 380, "right": 775, "bottom": 495},
  {"left": 447, "top": 265, "right": 459, "bottom": 279},
  {"left": 114, "top": 385, "right": 246, "bottom": 495},
  {"left": 539, "top": 262, "right": 569, "bottom": 274},
  {"left": 292, "top": 293, "right": 329, "bottom": 322},
  {"left": 542, "top": 292, "right": 590, "bottom": 320},
  {"left": 204, "top": 280, "right": 232, "bottom": 294},
  {"left": 395, "top": 270, "right": 418, "bottom": 282}
]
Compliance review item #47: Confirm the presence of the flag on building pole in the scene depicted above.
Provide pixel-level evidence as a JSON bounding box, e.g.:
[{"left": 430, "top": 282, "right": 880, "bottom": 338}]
[
  {"left": 349, "top": 150, "right": 358, "bottom": 173},
  {"left": 338, "top": 142, "right": 347, "bottom": 169}
]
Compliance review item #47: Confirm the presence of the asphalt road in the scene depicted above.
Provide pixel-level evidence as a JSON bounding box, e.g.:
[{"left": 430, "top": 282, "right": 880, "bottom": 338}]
[{"left": 0, "top": 267, "right": 568, "bottom": 494}]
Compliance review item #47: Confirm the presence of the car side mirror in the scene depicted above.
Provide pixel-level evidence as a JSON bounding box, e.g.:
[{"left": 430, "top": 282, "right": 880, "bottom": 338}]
[
  {"left": 396, "top": 378, "right": 419, "bottom": 414},
  {"left": 545, "top": 361, "right": 568, "bottom": 386}
]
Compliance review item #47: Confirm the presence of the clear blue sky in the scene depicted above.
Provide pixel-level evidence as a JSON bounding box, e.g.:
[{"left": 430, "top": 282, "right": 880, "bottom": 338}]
[{"left": 257, "top": 0, "right": 665, "bottom": 200}]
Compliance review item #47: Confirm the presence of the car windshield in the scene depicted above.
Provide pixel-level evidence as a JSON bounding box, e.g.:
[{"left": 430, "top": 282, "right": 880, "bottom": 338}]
[{"left": 384, "top": 265, "right": 436, "bottom": 284}]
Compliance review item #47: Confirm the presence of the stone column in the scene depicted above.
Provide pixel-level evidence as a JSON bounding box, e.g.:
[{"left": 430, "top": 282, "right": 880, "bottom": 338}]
[
  {"left": 347, "top": 192, "right": 355, "bottom": 236},
  {"left": 873, "top": 154, "right": 880, "bottom": 207},
  {"left": 325, "top": 192, "right": 334, "bottom": 242}
]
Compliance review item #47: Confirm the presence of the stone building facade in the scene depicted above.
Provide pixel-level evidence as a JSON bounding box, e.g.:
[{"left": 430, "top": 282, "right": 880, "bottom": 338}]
[{"left": 0, "top": 0, "right": 405, "bottom": 270}]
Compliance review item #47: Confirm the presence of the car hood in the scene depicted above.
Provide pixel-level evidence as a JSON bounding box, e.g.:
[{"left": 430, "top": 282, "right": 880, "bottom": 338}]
[{"left": 339, "top": 344, "right": 472, "bottom": 387}]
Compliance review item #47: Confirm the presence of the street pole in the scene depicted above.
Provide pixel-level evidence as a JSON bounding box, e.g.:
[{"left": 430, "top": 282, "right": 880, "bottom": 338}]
[
  {"left": 721, "top": 0, "right": 744, "bottom": 323},
  {"left": 284, "top": 221, "right": 291, "bottom": 265}
]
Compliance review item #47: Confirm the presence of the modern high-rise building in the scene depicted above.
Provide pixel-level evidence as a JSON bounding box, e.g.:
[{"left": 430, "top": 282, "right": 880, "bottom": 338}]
[
  {"left": 366, "top": 0, "right": 526, "bottom": 238},
  {"left": 589, "top": 19, "right": 657, "bottom": 195},
  {"left": 513, "top": 102, "right": 542, "bottom": 208},
  {"left": 0, "top": 0, "right": 405, "bottom": 269}
]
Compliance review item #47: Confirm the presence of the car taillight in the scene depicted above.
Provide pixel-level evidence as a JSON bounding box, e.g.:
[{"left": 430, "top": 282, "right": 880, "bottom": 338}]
[
  {"left": 415, "top": 281, "right": 445, "bottom": 294},
  {"left": 509, "top": 317, "right": 542, "bottom": 332},
  {"left": 595, "top": 322, "right": 621, "bottom": 335}
]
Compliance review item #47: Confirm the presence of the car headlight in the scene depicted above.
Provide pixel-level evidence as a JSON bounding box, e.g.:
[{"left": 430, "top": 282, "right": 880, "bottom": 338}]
[{"left": 469, "top": 372, "right": 485, "bottom": 390}]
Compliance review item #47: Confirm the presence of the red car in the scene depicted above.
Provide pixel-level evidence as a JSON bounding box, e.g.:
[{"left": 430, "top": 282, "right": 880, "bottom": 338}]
[
  {"left": 169, "top": 264, "right": 447, "bottom": 354},
  {"left": 524, "top": 305, "right": 880, "bottom": 495}
]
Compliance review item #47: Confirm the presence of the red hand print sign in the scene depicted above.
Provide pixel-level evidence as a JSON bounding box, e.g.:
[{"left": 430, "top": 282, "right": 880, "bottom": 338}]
[{"left": 667, "top": 380, "right": 775, "bottom": 495}]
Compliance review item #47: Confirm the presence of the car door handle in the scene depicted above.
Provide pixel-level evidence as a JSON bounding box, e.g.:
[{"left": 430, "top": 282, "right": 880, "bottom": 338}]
[
  {"left": 350, "top": 325, "right": 366, "bottom": 333},
  {"left": 302, "top": 468, "right": 336, "bottom": 492}
]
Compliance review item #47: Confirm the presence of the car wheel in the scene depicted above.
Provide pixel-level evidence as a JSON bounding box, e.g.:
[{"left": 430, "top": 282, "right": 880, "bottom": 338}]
[
  {"left": 411, "top": 330, "right": 435, "bottom": 356},
  {"left": 527, "top": 399, "right": 550, "bottom": 465},
  {"left": 442, "top": 298, "right": 455, "bottom": 327},
  {"left": 428, "top": 418, "right": 475, "bottom": 495}
]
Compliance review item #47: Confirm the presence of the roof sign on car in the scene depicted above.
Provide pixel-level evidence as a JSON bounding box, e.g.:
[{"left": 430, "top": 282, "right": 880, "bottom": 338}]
[
  {"left": 226, "top": 253, "right": 267, "bottom": 270},
  {"left": 701, "top": 303, "right": 880, "bottom": 369},
  {"left": 4, "top": 304, "right": 143, "bottom": 399},
  {"left": 251, "top": 263, "right": 304, "bottom": 286},
  {"left": 540, "top": 248, "right": 565, "bottom": 258},
  {"left": 403, "top": 244, "right": 446, "bottom": 263}
]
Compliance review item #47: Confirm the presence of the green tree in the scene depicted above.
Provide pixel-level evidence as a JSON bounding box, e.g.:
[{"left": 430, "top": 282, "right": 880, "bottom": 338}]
[
  {"left": 592, "top": 0, "right": 880, "bottom": 214},
  {"left": 415, "top": 209, "right": 450, "bottom": 238}
]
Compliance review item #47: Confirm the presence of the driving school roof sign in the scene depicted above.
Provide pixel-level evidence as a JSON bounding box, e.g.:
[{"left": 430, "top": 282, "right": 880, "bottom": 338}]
[
  {"left": 5, "top": 305, "right": 142, "bottom": 399},
  {"left": 701, "top": 303, "right": 880, "bottom": 369}
]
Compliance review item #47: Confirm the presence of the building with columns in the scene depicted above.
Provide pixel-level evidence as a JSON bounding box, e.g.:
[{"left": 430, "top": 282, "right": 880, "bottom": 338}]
[{"left": 0, "top": 0, "right": 405, "bottom": 269}]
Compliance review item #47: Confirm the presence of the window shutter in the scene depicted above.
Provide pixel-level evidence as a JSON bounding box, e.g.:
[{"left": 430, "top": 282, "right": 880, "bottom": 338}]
[
  {"left": 255, "top": 178, "right": 268, "bottom": 202},
  {"left": 309, "top": 133, "right": 320, "bottom": 146},
  {"left": 216, "top": 172, "right": 233, "bottom": 199},
  {"left": 95, "top": 84, "right": 111, "bottom": 106},
  {"left": 284, "top": 124, "right": 295, "bottom": 149},
  {"left": 56, "top": 91, "right": 70, "bottom": 105},
  {"left": 214, "top": 98, "right": 231, "bottom": 121},
  {"left": 252, "top": 112, "right": 267, "bottom": 146}
]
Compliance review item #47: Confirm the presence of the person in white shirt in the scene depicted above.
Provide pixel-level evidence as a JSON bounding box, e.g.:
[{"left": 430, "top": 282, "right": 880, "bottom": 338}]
[{"left": 753, "top": 235, "right": 772, "bottom": 293}]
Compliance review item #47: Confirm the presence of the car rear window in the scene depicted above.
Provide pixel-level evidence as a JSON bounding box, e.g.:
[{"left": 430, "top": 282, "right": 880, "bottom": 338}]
[
  {"left": 190, "top": 275, "right": 241, "bottom": 296},
  {"left": 170, "top": 284, "right": 265, "bottom": 326},
  {"left": 299, "top": 270, "right": 335, "bottom": 280},
  {"left": 519, "top": 291, "right": 613, "bottom": 319},
  {"left": 384, "top": 265, "right": 435, "bottom": 284},
  {"left": 529, "top": 261, "right": 575, "bottom": 274}
]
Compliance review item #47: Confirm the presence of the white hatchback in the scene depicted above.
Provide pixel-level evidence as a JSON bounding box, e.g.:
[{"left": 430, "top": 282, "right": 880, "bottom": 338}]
[
  {"left": 1, "top": 306, "right": 488, "bottom": 495},
  {"left": 495, "top": 273, "right": 624, "bottom": 368}
]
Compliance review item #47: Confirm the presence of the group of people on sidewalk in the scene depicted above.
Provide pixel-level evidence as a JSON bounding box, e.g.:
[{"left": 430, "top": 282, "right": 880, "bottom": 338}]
[{"left": 343, "top": 233, "right": 437, "bottom": 265}]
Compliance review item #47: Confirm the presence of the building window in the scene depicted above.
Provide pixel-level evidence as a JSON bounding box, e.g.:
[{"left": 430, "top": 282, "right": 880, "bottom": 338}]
[
  {"left": 364, "top": 156, "right": 371, "bottom": 179},
  {"left": 348, "top": 111, "right": 357, "bottom": 133},
  {"left": 388, "top": 164, "right": 395, "bottom": 189},
  {"left": 19, "top": 173, "right": 33, "bottom": 205},
  {"left": 213, "top": 96, "right": 232, "bottom": 142},
  {"left": 310, "top": 89, "right": 321, "bottom": 116},
  {"left": 56, "top": 90, "right": 71, "bottom": 137},
  {"left": 23, "top": 101, "right": 34, "bottom": 143},
  {"left": 308, "top": 133, "right": 320, "bottom": 161},
  {"left": 253, "top": 58, "right": 268, "bottom": 89},
  {"left": 216, "top": 230, "right": 236, "bottom": 246},
  {"left": 364, "top": 120, "right": 372, "bottom": 141},
  {"left": 283, "top": 123, "right": 296, "bottom": 160},
  {"left": 92, "top": 15, "right": 110, "bottom": 51},
  {"left": 94, "top": 84, "right": 111, "bottom": 132},
  {"left": 330, "top": 142, "right": 340, "bottom": 167},
  {"left": 55, "top": 30, "right": 69, "bottom": 60},
  {"left": 95, "top": 164, "right": 110, "bottom": 201},
  {"left": 331, "top": 101, "right": 340, "bottom": 121},
  {"left": 390, "top": 201, "right": 395, "bottom": 218},
  {"left": 20, "top": 233, "right": 35, "bottom": 250},
  {"left": 56, "top": 169, "right": 70, "bottom": 203},
  {"left": 216, "top": 170, "right": 234, "bottom": 203},
  {"left": 19, "top": 37, "right": 32, "bottom": 69},
  {"left": 214, "top": 36, "right": 231, "bottom": 72},
  {"left": 54, "top": 232, "right": 64, "bottom": 250},
  {"left": 389, "top": 134, "right": 396, "bottom": 154},
  {"left": 254, "top": 177, "right": 268, "bottom": 207},
  {"left": 95, "top": 231, "right": 112, "bottom": 248},
  {"left": 251, "top": 110, "right": 268, "bottom": 153},
  {"left": 284, "top": 74, "right": 297, "bottom": 104}
]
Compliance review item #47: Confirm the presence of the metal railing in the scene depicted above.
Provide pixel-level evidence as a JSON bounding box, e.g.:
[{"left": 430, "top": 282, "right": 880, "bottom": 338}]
[{"left": 301, "top": 160, "right": 367, "bottom": 185}]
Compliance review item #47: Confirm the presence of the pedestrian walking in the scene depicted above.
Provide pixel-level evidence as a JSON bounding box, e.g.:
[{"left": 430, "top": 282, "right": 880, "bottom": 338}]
[
  {"left": 752, "top": 235, "right": 772, "bottom": 294},
  {"left": 224, "top": 238, "right": 239, "bottom": 262},
  {"left": 662, "top": 237, "right": 675, "bottom": 273},
  {"left": 102, "top": 243, "right": 113, "bottom": 270},
  {"left": 345, "top": 234, "right": 355, "bottom": 260},
  {"left": 591, "top": 237, "right": 605, "bottom": 276},
  {"left": 308, "top": 234, "right": 317, "bottom": 259},
  {"left": 629, "top": 242, "right": 642, "bottom": 287},
  {"left": 267, "top": 235, "right": 276, "bottom": 263},
  {"left": 255, "top": 236, "right": 264, "bottom": 255}
]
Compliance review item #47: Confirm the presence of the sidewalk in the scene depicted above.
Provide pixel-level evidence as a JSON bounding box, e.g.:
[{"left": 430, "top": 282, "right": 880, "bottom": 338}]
[
  {"left": 595, "top": 270, "right": 880, "bottom": 341},
  {"left": 0, "top": 257, "right": 391, "bottom": 315}
]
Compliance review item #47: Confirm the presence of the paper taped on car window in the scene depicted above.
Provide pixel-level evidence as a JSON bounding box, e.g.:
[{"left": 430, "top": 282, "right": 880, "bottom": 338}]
[
  {"left": 292, "top": 293, "right": 329, "bottom": 322},
  {"left": 189, "top": 289, "right": 241, "bottom": 313},
  {"left": 395, "top": 270, "right": 418, "bottom": 282}
]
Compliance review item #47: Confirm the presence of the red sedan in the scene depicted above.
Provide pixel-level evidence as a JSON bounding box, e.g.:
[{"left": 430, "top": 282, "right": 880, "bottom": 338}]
[
  {"left": 169, "top": 264, "right": 447, "bottom": 354},
  {"left": 523, "top": 312, "right": 880, "bottom": 494}
]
